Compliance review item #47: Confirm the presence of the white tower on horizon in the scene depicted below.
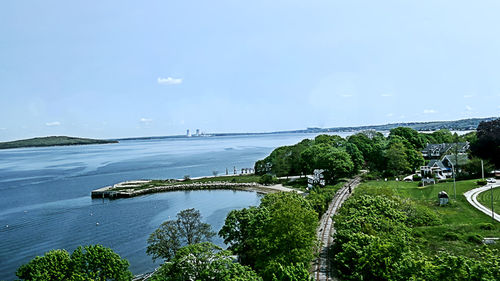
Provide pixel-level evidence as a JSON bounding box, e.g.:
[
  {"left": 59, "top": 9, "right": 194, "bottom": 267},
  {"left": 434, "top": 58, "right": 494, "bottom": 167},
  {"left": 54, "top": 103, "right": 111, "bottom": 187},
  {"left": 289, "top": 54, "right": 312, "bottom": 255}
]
[{"left": 186, "top": 129, "right": 191, "bottom": 137}]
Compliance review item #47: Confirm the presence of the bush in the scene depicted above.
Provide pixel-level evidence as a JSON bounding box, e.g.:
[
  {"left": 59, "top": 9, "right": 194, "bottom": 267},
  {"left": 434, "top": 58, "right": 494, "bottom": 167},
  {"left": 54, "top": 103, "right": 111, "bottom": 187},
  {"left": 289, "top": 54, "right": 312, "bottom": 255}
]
[
  {"left": 361, "top": 171, "right": 382, "bottom": 181},
  {"left": 183, "top": 175, "right": 191, "bottom": 181},
  {"left": 401, "top": 202, "right": 442, "bottom": 227},
  {"left": 476, "top": 179, "right": 487, "bottom": 186},
  {"left": 478, "top": 223, "right": 494, "bottom": 230},
  {"left": 443, "top": 232, "right": 460, "bottom": 241},
  {"left": 466, "top": 233, "right": 483, "bottom": 244},
  {"left": 412, "top": 175, "right": 422, "bottom": 181},
  {"left": 259, "top": 174, "right": 275, "bottom": 185}
]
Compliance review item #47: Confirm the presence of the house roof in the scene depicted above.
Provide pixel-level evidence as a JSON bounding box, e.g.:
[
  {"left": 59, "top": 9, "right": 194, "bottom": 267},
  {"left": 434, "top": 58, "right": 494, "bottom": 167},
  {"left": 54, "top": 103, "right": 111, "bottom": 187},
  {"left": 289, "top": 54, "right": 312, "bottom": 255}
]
[
  {"left": 428, "top": 159, "right": 446, "bottom": 170},
  {"left": 442, "top": 153, "right": 469, "bottom": 166},
  {"left": 422, "top": 142, "right": 469, "bottom": 156}
]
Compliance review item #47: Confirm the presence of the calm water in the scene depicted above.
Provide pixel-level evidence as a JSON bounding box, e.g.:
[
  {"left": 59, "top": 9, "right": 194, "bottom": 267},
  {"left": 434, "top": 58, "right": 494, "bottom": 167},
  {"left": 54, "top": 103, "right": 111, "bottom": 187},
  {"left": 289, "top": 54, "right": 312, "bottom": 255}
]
[{"left": 0, "top": 132, "right": 352, "bottom": 280}]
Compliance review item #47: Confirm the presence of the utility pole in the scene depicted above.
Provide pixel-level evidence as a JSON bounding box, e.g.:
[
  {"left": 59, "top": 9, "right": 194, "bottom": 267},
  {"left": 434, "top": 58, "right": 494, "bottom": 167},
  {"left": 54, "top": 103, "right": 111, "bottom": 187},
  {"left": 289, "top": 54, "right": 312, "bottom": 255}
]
[
  {"left": 452, "top": 163, "right": 456, "bottom": 200},
  {"left": 481, "top": 160, "right": 484, "bottom": 179}
]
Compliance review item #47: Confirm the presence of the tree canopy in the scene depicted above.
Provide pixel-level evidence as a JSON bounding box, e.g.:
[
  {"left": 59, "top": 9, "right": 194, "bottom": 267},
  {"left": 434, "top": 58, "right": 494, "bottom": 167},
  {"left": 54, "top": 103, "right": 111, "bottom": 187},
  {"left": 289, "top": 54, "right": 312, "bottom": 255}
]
[
  {"left": 219, "top": 192, "right": 318, "bottom": 279},
  {"left": 147, "top": 208, "right": 215, "bottom": 262},
  {"left": 16, "top": 245, "right": 132, "bottom": 281},
  {"left": 150, "top": 242, "right": 262, "bottom": 281},
  {"left": 471, "top": 118, "right": 500, "bottom": 167}
]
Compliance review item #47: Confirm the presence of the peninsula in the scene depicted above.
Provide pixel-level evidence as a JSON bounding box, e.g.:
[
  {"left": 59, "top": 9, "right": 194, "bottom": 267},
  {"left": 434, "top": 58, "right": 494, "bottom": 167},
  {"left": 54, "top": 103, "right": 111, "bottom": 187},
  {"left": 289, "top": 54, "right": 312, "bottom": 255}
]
[{"left": 0, "top": 136, "right": 118, "bottom": 150}]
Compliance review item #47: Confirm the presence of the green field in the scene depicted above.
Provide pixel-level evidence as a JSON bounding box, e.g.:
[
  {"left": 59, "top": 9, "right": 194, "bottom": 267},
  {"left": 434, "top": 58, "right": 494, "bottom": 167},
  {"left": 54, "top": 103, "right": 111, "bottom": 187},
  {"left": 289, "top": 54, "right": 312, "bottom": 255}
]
[
  {"left": 477, "top": 186, "right": 500, "bottom": 214},
  {"left": 356, "top": 179, "right": 500, "bottom": 257}
]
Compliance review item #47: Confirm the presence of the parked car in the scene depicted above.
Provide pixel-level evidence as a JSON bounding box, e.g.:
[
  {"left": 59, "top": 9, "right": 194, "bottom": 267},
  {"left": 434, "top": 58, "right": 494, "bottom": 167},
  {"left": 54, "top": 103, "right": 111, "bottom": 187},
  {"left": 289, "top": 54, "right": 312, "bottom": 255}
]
[{"left": 487, "top": 178, "right": 496, "bottom": 183}]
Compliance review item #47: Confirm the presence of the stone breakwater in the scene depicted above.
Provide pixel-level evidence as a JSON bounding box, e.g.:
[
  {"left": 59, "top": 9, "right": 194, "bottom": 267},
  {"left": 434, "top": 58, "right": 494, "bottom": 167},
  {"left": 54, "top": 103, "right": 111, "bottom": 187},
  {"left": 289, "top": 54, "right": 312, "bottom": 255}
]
[{"left": 91, "top": 181, "right": 271, "bottom": 199}]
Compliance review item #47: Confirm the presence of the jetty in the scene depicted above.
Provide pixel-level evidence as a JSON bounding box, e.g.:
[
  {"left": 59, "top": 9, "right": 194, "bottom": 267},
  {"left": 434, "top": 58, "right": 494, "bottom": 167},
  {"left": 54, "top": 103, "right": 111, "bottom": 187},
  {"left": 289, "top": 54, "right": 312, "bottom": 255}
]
[{"left": 91, "top": 179, "right": 302, "bottom": 199}]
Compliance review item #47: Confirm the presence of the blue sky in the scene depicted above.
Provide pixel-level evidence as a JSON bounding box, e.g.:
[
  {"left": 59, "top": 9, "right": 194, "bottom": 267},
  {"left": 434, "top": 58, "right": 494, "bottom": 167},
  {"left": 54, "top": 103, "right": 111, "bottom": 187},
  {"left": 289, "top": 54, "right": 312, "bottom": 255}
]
[{"left": 1, "top": 0, "right": 499, "bottom": 141}]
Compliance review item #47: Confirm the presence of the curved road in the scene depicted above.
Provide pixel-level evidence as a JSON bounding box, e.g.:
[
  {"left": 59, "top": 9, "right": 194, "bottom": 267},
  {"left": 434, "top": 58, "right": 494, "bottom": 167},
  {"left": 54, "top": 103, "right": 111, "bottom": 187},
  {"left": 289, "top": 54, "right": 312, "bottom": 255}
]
[{"left": 464, "top": 182, "right": 500, "bottom": 222}]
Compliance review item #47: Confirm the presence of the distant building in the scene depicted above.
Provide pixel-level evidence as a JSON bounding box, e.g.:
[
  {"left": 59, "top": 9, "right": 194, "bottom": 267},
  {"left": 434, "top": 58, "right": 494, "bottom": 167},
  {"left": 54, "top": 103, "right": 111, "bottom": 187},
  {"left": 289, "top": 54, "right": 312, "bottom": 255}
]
[
  {"left": 420, "top": 153, "right": 470, "bottom": 180},
  {"left": 307, "top": 169, "right": 325, "bottom": 189},
  {"left": 196, "top": 129, "right": 200, "bottom": 136},
  {"left": 421, "top": 142, "right": 469, "bottom": 159},
  {"left": 186, "top": 129, "right": 191, "bottom": 137}
]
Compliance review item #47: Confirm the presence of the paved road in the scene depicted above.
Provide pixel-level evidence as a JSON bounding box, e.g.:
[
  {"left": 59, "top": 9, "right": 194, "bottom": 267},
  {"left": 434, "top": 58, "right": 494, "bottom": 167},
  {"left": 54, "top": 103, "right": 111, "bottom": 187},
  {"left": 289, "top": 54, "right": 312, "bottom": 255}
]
[
  {"left": 313, "top": 176, "right": 362, "bottom": 281},
  {"left": 463, "top": 182, "right": 500, "bottom": 222}
]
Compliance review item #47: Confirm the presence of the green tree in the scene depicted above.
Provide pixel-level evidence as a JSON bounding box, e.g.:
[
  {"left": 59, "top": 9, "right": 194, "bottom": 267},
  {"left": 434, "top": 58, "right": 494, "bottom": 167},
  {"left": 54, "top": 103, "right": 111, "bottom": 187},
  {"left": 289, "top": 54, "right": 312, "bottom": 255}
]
[
  {"left": 389, "top": 127, "right": 425, "bottom": 149},
  {"left": 147, "top": 208, "right": 215, "bottom": 262},
  {"left": 314, "top": 134, "right": 346, "bottom": 147},
  {"left": 345, "top": 142, "right": 364, "bottom": 172},
  {"left": 471, "top": 118, "right": 500, "bottom": 167},
  {"left": 16, "top": 250, "right": 72, "bottom": 281},
  {"left": 385, "top": 141, "right": 411, "bottom": 176},
  {"left": 16, "top": 246, "right": 132, "bottom": 281},
  {"left": 270, "top": 262, "right": 313, "bottom": 281},
  {"left": 150, "top": 242, "right": 262, "bottom": 281},
  {"left": 70, "top": 245, "right": 132, "bottom": 281},
  {"left": 220, "top": 192, "right": 318, "bottom": 277},
  {"left": 219, "top": 206, "right": 269, "bottom": 266},
  {"left": 429, "top": 129, "right": 454, "bottom": 144},
  {"left": 299, "top": 144, "right": 354, "bottom": 182}
]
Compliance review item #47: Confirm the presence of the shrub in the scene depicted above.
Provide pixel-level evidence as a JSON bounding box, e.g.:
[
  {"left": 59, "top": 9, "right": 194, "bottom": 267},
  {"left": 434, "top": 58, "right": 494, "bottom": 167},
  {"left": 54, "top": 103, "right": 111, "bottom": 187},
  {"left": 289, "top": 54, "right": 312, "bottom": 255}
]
[
  {"left": 259, "top": 174, "right": 275, "bottom": 185},
  {"left": 478, "top": 223, "right": 494, "bottom": 230},
  {"left": 466, "top": 233, "right": 483, "bottom": 244},
  {"left": 476, "top": 179, "right": 487, "bottom": 186},
  {"left": 361, "top": 171, "right": 382, "bottom": 181},
  {"left": 443, "top": 232, "right": 460, "bottom": 241},
  {"left": 402, "top": 202, "right": 442, "bottom": 227},
  {"left": 183, "top": 175, "right": 191, "bottom": 181},
  {"left": 412, "top": 175, "right": 422, "bottom": 181}
]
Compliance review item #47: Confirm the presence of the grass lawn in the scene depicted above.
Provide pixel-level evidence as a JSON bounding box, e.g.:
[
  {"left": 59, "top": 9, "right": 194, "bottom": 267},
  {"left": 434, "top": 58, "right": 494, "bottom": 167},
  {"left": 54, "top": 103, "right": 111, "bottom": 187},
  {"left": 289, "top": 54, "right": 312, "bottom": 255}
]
[
  {"left": 356, "top": 179, "right": 500, "bottom": 257},
  {"left": 477, "top": 186, "right": 500, "bottom": 213}
]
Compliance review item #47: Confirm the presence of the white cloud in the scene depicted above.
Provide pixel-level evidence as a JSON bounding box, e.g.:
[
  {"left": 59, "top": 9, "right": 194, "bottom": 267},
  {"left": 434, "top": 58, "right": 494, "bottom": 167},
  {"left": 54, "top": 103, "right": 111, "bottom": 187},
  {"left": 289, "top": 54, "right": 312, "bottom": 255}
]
[
  {"left": 386, "top": 113, "right": 394, "bottom": 117},
  {"left": 140, "top": 118, "right": 153, "bottom": 124},
  {"left": 157, "top": 77, "right": 182, "bottom": 85},
  {"left": 423, "top": 109, "right": 437, "bottom": 114},
  {"left": 341, "top": 94, "right": 353, "bottom": 98},
  {"left": 45, "top": 121, "right": 61, "bottom": 127},
  {"left": 465, "top": 105, "right": 473, "bottom": 111},
  {"left": 381, "top": 93, "right": 393, "bottom": 97},
  {"left": 463, "top": 94, "right": 474, "bottom": 98},
  {"left": 0, "top": 127, "right": 6, "bottom": 130}
]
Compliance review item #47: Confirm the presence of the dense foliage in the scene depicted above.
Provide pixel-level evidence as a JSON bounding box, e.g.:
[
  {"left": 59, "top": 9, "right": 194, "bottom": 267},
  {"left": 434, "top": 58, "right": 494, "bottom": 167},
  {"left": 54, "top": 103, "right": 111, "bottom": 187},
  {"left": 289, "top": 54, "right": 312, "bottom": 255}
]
[
  {"left": 471, "top": 118, "right": 500, "bottom": 167},
  {"left": 331, "top": 194, "right": 499, "bottom": 281},
  {"left": 219, "top": 192, "right": 318, "bottom": 279},
  {"left": 147, "top": 208, "right": 215, "bottom": 262},
  {"left": 255, "top": 126, "right": 490, "bottom": 180},
  {"left": 150, "top": 242, "right": 262, "bottom": 281},
  {"left": 16, "top": 245, "right": 132, "bottom": 281}
]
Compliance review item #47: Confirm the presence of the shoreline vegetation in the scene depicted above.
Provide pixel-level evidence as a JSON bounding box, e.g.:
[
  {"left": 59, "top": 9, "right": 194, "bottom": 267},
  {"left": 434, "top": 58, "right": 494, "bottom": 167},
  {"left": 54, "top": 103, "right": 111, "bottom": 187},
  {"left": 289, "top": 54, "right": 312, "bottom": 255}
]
[
  {"left": 91, "top": 175, "right": 301, "bottom": 199},
  {"left": 0, "top": 136, "right": 118, "bottom": 150}
]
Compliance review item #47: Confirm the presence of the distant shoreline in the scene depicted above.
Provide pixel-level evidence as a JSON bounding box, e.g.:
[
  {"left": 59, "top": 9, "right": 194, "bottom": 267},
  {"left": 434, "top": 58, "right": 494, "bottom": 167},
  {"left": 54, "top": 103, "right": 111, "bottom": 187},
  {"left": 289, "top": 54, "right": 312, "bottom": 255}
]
[
  {"left": 0, "top": 136, "right": 118, "bottom": 150},
  {"left": 114, "top": 117, "right": 491, "bottom": 141}
]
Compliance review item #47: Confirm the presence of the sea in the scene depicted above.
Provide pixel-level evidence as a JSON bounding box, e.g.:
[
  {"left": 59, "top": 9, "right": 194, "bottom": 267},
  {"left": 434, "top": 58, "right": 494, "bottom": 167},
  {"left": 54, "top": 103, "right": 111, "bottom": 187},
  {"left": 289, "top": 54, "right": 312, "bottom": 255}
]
[{"left": 0, "top": 132, "right": 356, "bottom": 280}]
